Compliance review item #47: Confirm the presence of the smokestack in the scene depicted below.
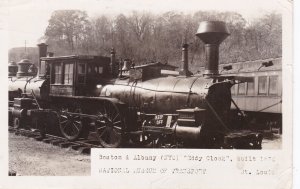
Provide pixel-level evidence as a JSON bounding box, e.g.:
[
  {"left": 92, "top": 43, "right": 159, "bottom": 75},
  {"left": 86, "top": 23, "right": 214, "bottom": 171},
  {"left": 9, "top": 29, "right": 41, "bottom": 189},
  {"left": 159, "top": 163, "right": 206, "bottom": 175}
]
[
  {"left": 37, "top": 43, "right": 48, "bottom": 76},
  {"left": 179, "top": 43, "right": 192, "bottom": 76},
  {"left": 196, "top": 21, "right": 229, "bottom": 77},
  {"left": 110, "top": 48, "right": 117, "bottom": 77},
  {"left": 37, "top": 43, "right": 48, "bottom": 59}
]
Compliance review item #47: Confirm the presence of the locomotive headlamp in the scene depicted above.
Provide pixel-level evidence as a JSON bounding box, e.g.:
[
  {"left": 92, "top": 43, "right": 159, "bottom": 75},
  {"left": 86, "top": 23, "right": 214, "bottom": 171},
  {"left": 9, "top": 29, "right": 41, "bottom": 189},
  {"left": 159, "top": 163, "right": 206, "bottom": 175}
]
[
  {"left": 223, "top": 65, "right": 232, "bottom": 70},
  {"left": 258, "top": 61, "right": 273, "bottom": 70},
  {"left": 262, "top": 61, "right": 273, "bottom": 67},
  {"left": 220, "top": 65, "right": 232, "bottom": 73}
]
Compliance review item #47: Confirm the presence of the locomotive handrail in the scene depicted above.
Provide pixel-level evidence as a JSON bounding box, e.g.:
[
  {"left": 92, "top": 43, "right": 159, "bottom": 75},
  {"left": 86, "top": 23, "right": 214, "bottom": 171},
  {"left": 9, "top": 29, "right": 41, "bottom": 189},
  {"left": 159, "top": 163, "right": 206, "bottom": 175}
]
[
  {"left": 129, "top": 80, "right": 138, "bottom": 106},
  {"left": 30, "top": 89, "right": 41, "bottom": 110},
  {"left": 113, "top": 83, "right": 199, "bottom": 94},
  {"left": 58, "top": 112, "right": 100, "bottom": 119},
  {"left": 186, "top": 77, "right": 201, "bottom": 107},
  {"left": 24, "top": 77, "right": 35, "bottom": 94},
  {"left": 230, "top": 98, "right": 245, "bottom": 117}
]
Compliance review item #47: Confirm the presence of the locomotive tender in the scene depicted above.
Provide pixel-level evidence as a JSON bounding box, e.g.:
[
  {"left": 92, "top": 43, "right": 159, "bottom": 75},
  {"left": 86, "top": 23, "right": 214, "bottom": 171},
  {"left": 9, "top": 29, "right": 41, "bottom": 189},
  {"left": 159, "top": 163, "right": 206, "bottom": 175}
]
[{"left": 8, "top": 21, "right": 263, "bottom": 148}]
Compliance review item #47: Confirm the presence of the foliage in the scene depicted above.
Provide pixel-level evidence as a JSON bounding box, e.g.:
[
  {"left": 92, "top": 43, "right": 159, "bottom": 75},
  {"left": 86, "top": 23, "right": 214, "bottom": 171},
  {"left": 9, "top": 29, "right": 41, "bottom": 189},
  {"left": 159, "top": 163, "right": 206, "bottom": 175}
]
[
  {"left": 44, "top": 10, "right": 91, "bottom": 54},
  {"left": 42, "top": 10, "right": 281, "bottom": 72}
]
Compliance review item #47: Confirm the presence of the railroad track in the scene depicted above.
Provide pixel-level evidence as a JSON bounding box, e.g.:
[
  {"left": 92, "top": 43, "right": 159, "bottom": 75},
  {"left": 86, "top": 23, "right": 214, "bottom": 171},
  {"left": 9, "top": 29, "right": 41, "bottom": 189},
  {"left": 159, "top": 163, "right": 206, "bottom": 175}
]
[{"left": 9, "top": 126, "right": 103, "bottom": 154}]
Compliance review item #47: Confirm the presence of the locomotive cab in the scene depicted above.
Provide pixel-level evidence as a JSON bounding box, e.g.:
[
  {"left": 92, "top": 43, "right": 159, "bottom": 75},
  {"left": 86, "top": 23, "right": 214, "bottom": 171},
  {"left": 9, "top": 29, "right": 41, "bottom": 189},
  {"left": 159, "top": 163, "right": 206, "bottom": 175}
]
[{"left": 43, "top": 55, "right": 111, "bottom": 97}]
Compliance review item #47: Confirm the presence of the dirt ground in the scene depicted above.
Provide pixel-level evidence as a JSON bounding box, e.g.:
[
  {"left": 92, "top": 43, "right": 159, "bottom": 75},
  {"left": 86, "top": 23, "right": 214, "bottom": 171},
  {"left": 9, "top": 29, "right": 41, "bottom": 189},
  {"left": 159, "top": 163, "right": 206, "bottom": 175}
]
[
  {"left": 261, "top": 133, "right": 282, "bottom": 149},
  {"left": 9, "top": 132, "right": 281, "bottom": 176},
  {"left": 9, "top": 133, "right": 91, "bottom": 176}
]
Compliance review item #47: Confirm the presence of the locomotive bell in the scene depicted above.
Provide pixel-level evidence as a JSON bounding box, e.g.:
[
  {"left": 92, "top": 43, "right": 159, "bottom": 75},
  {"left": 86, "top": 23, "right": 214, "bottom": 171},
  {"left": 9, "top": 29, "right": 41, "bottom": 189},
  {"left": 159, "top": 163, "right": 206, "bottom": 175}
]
[
  {"left": 121, "top": 59, "right": 131, "bottom": 71},
  {"left": 196, "top": 21, "right": 230, "bottom": 76}
]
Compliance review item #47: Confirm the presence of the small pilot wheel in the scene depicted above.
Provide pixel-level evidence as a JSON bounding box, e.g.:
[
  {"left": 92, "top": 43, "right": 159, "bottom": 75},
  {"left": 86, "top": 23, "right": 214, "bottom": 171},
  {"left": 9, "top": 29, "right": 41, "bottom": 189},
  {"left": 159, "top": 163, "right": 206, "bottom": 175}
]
[
  {"left": 59, "top": 105, "right": 84, "bottom": 141},
  {"left": 130, "top": 133, "right": 152, "bottom": 146},
  {"left": 95, "top": 101, "right": 124, "bottom": 148},
  {"left": 130, "top": 121, "right": 152, "bottom": 146},
  {"left": 13, "top": 117, "right": 22, "bottom": 129}
]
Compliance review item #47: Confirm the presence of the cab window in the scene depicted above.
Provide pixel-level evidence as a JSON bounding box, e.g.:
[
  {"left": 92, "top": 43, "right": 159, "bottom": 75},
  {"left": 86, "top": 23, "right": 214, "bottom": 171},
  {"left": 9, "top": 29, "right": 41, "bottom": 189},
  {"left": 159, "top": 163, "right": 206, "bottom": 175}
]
[
  {"left": 53, "top": 63, "right": 62, "bottom": 84},
  {"left": 88, "top": 65, "right": 103, "bottom": 74},
  {"left": 77, "top": 63, "right": 86, "bottom": 84},
  {"left": 95, "top": 66, "right": 103, "bottom": 74},
  {"left": 64, "top": 63, "right": 74, "bottom": 85}
]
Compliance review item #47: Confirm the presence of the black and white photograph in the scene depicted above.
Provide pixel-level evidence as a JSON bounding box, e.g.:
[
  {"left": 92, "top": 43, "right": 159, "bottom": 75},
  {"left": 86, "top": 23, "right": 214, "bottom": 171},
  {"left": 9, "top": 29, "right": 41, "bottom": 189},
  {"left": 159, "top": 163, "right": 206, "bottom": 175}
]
[{"left": 0, "top": 0, "right": 293, "bottom": 188}]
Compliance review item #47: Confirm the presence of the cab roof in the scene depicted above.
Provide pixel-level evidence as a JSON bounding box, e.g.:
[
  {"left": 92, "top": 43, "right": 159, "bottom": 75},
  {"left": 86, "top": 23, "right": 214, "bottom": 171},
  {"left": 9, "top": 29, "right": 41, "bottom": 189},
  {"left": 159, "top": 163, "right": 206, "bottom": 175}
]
[{"left": 40, "top": 55, "right": 109, "bottom": 62}]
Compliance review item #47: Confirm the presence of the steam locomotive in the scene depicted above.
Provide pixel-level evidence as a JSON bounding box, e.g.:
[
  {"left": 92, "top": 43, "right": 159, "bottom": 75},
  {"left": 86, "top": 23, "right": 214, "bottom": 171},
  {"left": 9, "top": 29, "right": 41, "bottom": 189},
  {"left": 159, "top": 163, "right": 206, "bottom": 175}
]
[{"left": 8, "top": 21, "right": 263, "bottom": 149}]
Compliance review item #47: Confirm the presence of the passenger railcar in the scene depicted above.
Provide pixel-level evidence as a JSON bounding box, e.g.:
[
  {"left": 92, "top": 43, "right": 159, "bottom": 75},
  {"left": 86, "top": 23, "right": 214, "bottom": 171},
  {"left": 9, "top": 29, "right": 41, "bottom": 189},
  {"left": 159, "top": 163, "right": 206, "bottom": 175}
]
[{"left": 219, "top": 58, "right": 282, "bottom": 132}]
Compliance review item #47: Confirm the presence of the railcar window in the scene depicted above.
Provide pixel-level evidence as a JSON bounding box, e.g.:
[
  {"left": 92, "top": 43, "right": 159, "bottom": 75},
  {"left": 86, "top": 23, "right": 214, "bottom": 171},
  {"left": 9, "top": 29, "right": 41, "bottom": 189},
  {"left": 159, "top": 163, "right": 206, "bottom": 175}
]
[
  {"left": 269, "top": 75, "right": 278, "bottom": 95},
  {"left": 230, "top": 85, "right": 236, "bottom": 95},
  {"left": 258, "top": 76, "right": 267, "bottom": 95},
  {"left": 54, "top": 63, "right": 62, "bottom": 84},
  {"left": 238, "top": 82, "right": 246, "bottom": 95},
  {"left": 64, "top": 63, "right": 74, "bottom": 85},
  {"left": 247, "top": 81, "right": 255, "bottom": 95}
]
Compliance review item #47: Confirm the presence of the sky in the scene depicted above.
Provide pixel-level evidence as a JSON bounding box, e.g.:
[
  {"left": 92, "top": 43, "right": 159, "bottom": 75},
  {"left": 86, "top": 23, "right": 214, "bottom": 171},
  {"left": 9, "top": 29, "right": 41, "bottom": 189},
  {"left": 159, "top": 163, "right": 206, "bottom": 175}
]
[{"left": 0, "top": 0, "right": 287, "bottom": 49}]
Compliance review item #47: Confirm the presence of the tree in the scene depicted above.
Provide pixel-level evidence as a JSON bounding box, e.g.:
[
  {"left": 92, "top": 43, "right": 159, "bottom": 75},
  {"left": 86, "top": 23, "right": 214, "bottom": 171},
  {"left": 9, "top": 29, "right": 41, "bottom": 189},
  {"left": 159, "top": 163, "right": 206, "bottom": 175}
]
[
  {"left": 41, "top": 10, "right": 281, "bottom": 69},
  {"left": 114, "top": 14, "right": 133, "bottom": 58},
  {"left": 44, "top": 10, "right": 91, "bottom": 54}
]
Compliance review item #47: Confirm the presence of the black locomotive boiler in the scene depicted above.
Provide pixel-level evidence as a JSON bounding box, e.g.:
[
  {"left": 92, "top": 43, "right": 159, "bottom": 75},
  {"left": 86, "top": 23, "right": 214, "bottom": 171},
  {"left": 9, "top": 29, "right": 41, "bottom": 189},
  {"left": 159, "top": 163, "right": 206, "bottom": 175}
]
[{"left": 8, "top": 21, "right": 263, "bottom": 149}]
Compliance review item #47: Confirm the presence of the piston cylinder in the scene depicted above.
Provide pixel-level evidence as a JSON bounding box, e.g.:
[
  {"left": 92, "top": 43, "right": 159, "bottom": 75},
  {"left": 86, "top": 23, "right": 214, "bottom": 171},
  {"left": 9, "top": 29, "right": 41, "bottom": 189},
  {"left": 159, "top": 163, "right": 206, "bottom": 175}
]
[{"left": 173, "top": 125, "right": 201, "bottom": 141}]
